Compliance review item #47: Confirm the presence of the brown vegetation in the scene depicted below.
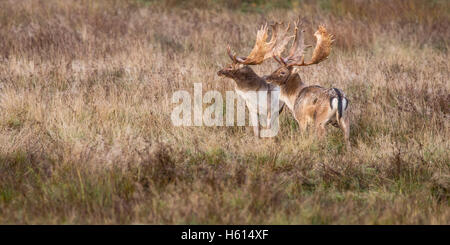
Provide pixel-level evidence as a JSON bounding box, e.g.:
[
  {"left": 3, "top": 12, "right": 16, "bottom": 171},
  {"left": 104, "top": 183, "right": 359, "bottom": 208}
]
[{"left": 0, "top": 0, "right": 448, "bottom": 224}]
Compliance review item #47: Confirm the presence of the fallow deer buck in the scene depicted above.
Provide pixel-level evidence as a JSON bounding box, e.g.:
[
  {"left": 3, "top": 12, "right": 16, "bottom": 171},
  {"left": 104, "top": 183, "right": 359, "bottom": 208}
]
[
  {"left": 217, "top": 23, "right": 291, "bottom": 137},
  {"left": 266, "top": 20, "right": 351, "bottom": 148}
]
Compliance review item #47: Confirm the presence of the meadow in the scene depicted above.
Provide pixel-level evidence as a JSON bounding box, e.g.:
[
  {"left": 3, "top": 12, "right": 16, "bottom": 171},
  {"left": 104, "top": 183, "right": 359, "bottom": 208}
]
[{"left": 0, "top": 0, "right": 448, "bottom": 224}]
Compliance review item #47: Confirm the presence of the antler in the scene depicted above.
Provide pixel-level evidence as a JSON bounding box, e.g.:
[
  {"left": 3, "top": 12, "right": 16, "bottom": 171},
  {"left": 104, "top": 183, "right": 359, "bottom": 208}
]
[
  {"left": 308, "top": 25, "right": 334, "bottom": 65},
  {"left": 275, "top": 20, "right": 334, "bottom": 67},
  {"left": 279, "top": 19, "right": 310, "bottom": 66},
  {"left": 228, "top": 22, "right": 292, "bottom": 65}
]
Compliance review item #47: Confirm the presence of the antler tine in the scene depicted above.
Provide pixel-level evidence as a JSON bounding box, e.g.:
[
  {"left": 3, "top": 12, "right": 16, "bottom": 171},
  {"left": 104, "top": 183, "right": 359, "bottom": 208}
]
[
  {"left": 227, "top": 45, "right": 247, "bottom": 64},
  {"left": 231, "top": 22, "right": 292, "bottom": 65},
  {"left": 280, "top": 18, "right": 311, "bottom": 66},
  {"left": 265, "top": 22, "right": 292, "bottom": 60},
  {"left": 305, "top": 25, "right": 334, "bottom": 65},
  {"left": 227, "top": 45, "right": 237, "bottom": 63},
  {"left": 278, "top": 20, "right": 334, "bottom": 67},
  {"left": 273, "top": 55, "right": 287, "bottom": 66}
]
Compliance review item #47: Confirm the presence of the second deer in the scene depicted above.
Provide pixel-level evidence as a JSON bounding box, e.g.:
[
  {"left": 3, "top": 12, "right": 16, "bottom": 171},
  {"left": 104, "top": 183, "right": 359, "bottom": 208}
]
[{"left": 266, "top": 20, "right": 351, "bottom": 148}]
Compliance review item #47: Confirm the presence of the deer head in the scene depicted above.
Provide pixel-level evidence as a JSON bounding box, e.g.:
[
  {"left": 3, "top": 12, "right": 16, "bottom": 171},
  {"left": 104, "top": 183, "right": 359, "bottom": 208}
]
[
  {"left": 217, "top": 22, "right": 292, "bottom": 80},
  {"left": 266, "top": 20, "right": 334, "bottom": 86}
]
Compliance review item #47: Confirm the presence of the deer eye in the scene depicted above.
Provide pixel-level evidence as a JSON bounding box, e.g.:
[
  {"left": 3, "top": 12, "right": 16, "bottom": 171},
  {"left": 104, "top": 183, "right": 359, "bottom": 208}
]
[{"left": 280, "top": 71, "right": 286, "bottom": 75}]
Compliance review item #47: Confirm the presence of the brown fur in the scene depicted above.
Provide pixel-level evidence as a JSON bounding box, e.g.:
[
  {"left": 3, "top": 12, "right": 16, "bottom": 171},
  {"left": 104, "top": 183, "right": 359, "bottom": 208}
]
[
  {"left": 218, "top": 65, "right": 268, "bottom": 91},
  {"left": 217, "top": 64, "right": 284, "bottom": 137},
  {"left": 266, "top": 66, "right": 350, "bottom": 148}
]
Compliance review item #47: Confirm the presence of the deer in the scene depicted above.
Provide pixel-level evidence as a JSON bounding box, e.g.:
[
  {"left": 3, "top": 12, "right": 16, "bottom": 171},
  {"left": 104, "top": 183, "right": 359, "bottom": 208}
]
[
  {"left": 265, "top": 20, "right": 351, "bottom": 148},
  {"left": 217, "top": 23, "right": 292, "bottom": 137}
]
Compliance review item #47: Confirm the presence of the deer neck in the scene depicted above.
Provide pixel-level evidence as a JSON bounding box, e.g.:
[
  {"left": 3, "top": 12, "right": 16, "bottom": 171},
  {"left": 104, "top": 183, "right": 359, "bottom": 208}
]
[
  {"left": 279, "top": 73, "right": 306, "bottom": 111},
  {"left": 232, "top": 67, "right": 266, "bottom": 92}
]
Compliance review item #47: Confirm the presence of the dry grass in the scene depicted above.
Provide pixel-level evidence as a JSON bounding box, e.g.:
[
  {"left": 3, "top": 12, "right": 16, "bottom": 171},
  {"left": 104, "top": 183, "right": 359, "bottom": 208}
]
[{"left": 0, "top": 0, "right": 449, "bottom": 224}]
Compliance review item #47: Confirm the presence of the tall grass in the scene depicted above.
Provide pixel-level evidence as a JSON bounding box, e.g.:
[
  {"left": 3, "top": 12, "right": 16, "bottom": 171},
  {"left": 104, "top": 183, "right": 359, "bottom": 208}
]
[{"left": 0, "top": 0, "right": 448, "bottom": 224}]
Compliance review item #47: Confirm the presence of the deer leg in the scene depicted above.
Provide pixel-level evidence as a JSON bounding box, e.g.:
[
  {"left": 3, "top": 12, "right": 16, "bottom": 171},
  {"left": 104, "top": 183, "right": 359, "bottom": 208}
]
[
  {"left": 266, "top": 93, "right": 272, "bottom": 129},
  {"left": 338, "top": 114, "right": 351, "bottom": 149},
  {"left": 315, "top": 121, "right": 327, "bottom": 139},
  {"left": 266, "top": 107, "right": 272, "bottom": 129},
  {"left": 252, "top": 123, "right": 260, "bottom": 138},
  {"left": 294, "top": 108, "right": 308, "bottom": 134},
  {"left": 298, "top": 117, "right": 308, "bottom": 132},
  {"left": 247, "top": 104, "right": 260, "bottom": 138}
]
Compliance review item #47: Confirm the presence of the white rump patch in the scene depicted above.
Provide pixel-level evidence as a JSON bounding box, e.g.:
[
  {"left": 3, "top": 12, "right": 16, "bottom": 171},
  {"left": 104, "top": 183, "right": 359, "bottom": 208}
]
[
  {"left": 342, "top": 98, "right": 348, "bottom": 111},
  {"left": 331, "top": 97, "right": 339, "bottom": 111}
]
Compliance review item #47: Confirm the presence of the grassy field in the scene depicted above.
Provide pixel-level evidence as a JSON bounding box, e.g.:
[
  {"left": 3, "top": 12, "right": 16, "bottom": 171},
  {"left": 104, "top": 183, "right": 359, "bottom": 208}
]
[{"left": 0, "top": 0, "right": 448, "bottom": 224}]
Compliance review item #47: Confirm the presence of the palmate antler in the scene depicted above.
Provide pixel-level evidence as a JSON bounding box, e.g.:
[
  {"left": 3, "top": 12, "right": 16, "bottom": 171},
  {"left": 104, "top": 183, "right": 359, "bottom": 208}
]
[
  {"left": 228, "top": 22, "right": 292, "bottom": 65},
  {"left": 274, "top": 19, "right": 334, "bottom": 67}
]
